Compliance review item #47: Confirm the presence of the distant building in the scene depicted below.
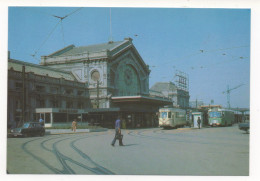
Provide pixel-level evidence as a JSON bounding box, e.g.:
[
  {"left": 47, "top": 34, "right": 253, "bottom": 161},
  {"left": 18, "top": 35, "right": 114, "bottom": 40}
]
[
  {"left": 150, "top": 82, "right": 190, "bottom": 109},
  {"left": 189, "top": 100, "right": 204, "bottom": 109},
  {"left": 200, "top": 105, "right": 222, "bottom": 110}
]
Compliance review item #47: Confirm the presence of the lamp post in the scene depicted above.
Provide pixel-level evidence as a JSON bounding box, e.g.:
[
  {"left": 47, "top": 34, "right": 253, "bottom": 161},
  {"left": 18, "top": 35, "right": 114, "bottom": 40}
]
[
  {"left": 96, "top": 80, "right": 99, "bottom": 108},
  {"left": 22, "top": 65, "right": 26, "bottom": 124}
]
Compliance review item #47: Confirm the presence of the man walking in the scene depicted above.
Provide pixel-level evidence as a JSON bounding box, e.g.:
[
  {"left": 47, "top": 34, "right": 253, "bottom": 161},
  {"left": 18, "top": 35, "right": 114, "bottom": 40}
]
[{"left": 111, "top": 116, "right": 124, "bottom": 146}]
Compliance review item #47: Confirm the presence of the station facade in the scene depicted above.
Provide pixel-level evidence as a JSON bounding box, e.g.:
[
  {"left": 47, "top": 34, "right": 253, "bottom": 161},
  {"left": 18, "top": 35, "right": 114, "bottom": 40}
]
[{"left": 8, "top": 38, "right": 171, "bottom": 128}]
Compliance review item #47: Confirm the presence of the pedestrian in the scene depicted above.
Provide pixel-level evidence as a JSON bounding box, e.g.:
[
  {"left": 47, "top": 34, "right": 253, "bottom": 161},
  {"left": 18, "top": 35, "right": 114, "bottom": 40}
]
[
  {"left": 72, "top": 119, "right": 77, "bottom": 132},
  {"left": 39, "top": 117, "right": 44, "bottom": 126},
  {"left": 197, "top": 117, "right": 201, "bottom": 129},
  {"left": 111, "top": 115, "right": 124, "bottom": 146}
]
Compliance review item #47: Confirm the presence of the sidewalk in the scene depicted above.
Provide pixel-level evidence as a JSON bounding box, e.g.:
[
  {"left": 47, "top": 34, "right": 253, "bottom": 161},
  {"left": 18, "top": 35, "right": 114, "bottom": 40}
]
[{"left": 45, "top": 128, "right": 108, "bottom": 135}]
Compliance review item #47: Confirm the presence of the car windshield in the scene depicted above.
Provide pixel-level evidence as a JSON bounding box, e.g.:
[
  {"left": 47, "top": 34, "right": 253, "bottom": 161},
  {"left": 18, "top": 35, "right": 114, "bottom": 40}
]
[
  {"left": 209, "top": 111, "right": 222, "bottom": 118},
  {"left": 22, "top": 123, "right": 30, "bottom": 128}
]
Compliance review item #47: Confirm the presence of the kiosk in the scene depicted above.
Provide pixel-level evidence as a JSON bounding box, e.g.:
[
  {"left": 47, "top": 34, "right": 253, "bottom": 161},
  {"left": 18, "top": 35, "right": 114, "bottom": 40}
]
[{"left": 192, "top": 112, "right": 204, "bottom": 128}]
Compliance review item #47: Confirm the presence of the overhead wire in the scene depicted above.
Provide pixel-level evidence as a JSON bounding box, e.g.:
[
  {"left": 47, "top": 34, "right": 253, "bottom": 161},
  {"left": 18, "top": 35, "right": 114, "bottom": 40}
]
[
  {"left": 61, "top": 7, "right": 84, "bottom": 19},
  {"left": 193, "top": 49, "right": 248, "bottom": 71},
  {"left": 60, "top": 20, "right": 66, "bottom": 47},
  {"left": 190, "top": 53, "right": 249, "bottom": 71},
  {"left": 158, "top": 45, "right": 249, "bottom": 72},
  {"left": 201, "top": 45, "right": 249, "bottom": 54},
  {"left": 31, "top": 20, "right": 62, "bottom": 59},
  {"left": 166, "top": 45, "right": 250, "bottom": 66},
  {"left": 49, "top": 7, "right": 84, "bottom": 56},
  {"left": 30, "top": 7, "right": 84, "bottom": 62}
]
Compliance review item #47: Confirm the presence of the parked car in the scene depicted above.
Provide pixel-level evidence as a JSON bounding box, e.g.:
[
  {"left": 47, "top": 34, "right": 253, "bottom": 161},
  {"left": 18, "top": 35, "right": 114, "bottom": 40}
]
[
  {"left": 9, "top": 122, "right": 45, "bottom": 137},
  {"left": 239, "top": 122, "right": 250, "bottom": 134}
]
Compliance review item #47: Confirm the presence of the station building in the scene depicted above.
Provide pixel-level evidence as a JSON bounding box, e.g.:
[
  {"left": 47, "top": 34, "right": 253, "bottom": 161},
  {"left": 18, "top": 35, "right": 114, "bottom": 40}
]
[
  {"left": 8, "top": 58, "right": 91, "bottom": 128},
  {"left": 8, "top": 38, "right": 171, "bottom": 128}
]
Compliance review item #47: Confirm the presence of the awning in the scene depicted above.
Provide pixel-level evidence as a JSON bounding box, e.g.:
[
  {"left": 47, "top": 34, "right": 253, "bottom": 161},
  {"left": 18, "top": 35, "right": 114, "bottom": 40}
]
[{"left": 111, "top": 95, "right": 172, "bottom": 105}]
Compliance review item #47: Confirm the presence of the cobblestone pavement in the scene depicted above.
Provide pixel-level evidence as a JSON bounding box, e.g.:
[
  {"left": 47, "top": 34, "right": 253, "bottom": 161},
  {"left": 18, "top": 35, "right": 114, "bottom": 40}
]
[{"left": 6, "top": 125, "right": 249, "bottom": 175}]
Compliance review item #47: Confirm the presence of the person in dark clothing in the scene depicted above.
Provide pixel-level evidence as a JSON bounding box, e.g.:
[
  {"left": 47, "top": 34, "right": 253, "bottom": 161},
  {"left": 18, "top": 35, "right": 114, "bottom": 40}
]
[
  {"left": 111, "top": 116, "right": 124, "bottom": 146},
  {"left": 197, "top": 117, "right": 201, "bottom": 129},
  {"left": 39, "top": 117, "right": 44, "bottom": 127}
]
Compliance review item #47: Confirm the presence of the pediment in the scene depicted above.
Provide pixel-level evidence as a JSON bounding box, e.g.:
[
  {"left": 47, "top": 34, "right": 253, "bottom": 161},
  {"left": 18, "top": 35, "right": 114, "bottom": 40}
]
[{"left": 110, "top": 46, "right": 150, "bottom": 75}]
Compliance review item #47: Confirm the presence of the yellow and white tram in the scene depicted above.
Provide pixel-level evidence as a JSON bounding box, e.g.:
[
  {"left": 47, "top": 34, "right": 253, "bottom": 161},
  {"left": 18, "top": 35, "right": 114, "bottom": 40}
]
[{"left": 159, "top": 108, "right": 187, "bottom": 129}]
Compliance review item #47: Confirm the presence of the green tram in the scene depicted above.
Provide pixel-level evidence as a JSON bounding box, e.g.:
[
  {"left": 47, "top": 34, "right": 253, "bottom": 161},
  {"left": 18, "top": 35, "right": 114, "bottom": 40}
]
[
  {"left": 159, "top": 108, "right": 187, "bottom": 129},
  {"left": 208, "top": 108, "right": 234, "bottom": 126}
]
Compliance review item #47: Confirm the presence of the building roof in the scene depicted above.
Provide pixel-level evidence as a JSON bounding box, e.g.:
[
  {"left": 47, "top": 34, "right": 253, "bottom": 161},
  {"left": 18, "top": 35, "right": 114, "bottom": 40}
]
[
  {"left": 40, "top": 37, "right": 150, "bottom": 74},
  {"left": 8, "top": 59, "right": 76, "bottom": 81},
  {"left": 48, "top": 41, "right": 124, "bottom": 57},
  {"left": 150, "top": 82, "right": 177, "bottom": 92}
]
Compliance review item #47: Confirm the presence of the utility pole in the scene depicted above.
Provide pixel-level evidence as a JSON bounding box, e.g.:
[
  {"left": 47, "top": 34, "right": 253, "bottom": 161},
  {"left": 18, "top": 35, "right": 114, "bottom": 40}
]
[
  {"left": 222, "top": 84, "right": 244, "bottom": 109},
  {"left": 96, "top": 80, "right": 99, "bottom": 108},
  {"left": 227, "top": 85, "right": 231, "bottom": 109},
  {"left": 22, "top": 65, "right": 26, "bottom": 124}
]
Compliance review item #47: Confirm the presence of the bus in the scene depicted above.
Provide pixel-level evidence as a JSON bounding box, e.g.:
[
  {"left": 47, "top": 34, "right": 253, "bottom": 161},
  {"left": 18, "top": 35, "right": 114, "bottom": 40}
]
[
  {"left": 159, "top": 108, "right": 187, "bottom": 129},
  {"left": 208, "top": 108, "right": 234, "bottom": 126}
]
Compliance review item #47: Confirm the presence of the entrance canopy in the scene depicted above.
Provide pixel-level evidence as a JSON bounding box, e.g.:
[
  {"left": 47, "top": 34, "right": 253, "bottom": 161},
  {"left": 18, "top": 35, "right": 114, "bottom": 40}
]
[
  {"left": 35, "top": 107, "right": 121, "bottom": 114},
  {"left": 111, "top": 95, "right": 172, "bottom": 112},
  {"left": 112, "top": 95, "right": 172, "bottom": 105}
]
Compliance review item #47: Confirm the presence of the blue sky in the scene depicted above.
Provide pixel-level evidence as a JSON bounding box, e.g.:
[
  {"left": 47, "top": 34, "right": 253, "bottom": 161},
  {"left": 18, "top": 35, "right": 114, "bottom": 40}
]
[{"left": 8, "top": 7, "right": 250, "bottom": 108}]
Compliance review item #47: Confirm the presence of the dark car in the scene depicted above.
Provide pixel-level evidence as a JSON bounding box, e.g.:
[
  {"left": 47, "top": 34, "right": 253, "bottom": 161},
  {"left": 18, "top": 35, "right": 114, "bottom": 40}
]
[
  {"left": 239, "top": 122, "right": 250, "bottom": 134},
  {"left": 9, "top": 122, "right": 45, "bottom": 137}
]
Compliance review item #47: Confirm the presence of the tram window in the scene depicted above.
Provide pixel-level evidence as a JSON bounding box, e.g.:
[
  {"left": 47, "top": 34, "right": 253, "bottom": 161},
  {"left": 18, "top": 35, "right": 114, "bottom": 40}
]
[
  {"left": 168, "top": 112, "right": 171, "bottom": 118},
  {"left": 161, "top": 112, "right": 167, "bottom": 118},
  {"left": 176, "top": 112, "right": 185, "bottom": 118},
  {"left": 180, "top": 113, "right": 185, "bottom": 118},
  {"left": 209, "top": 112, "right": 222, "bottom": 118}
]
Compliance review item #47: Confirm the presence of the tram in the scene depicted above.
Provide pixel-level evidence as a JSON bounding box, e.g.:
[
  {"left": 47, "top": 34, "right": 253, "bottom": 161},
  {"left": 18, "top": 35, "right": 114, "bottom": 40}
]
[
  {"left": 159, "top": 107, "right": 187, "bottom": 129},
  {"left": 208, "top": 108, "right": 234, "bottom": 126}
]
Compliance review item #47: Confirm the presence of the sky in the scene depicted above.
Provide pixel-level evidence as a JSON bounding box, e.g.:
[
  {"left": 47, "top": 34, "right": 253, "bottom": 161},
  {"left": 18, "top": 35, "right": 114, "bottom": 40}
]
[{"left": 7, "top": 7, "right": 250, "bottom": 108}]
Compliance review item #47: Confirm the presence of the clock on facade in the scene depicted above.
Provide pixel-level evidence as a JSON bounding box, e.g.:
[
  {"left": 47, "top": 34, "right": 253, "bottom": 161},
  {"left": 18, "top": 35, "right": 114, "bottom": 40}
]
[{"left": 91, "top": 70, "right": 100, "bottom": 81}]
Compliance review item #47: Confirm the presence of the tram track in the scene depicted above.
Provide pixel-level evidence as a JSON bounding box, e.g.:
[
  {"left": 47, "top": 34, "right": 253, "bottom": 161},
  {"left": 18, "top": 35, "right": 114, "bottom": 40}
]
[
  {"left": 70, "top": 134, "right": 115, "bottom": 175},
  {"left": 21, "top": 136, "right": 65, "bottom": 174},
  {"left": 11, "top": 126, "right": 248, "bottom": 175},
  {"left": 21, "top": 133, "right": 114, "bottom": 174}
]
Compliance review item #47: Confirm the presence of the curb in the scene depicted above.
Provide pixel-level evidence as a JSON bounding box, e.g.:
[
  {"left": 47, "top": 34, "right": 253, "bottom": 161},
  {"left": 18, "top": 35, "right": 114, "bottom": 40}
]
[
  {"left": 45, "top": 128, "right": 108, "bottom": 135},
  {"left": 89, "top": 128, "right": 108, "bottom": 132}
]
